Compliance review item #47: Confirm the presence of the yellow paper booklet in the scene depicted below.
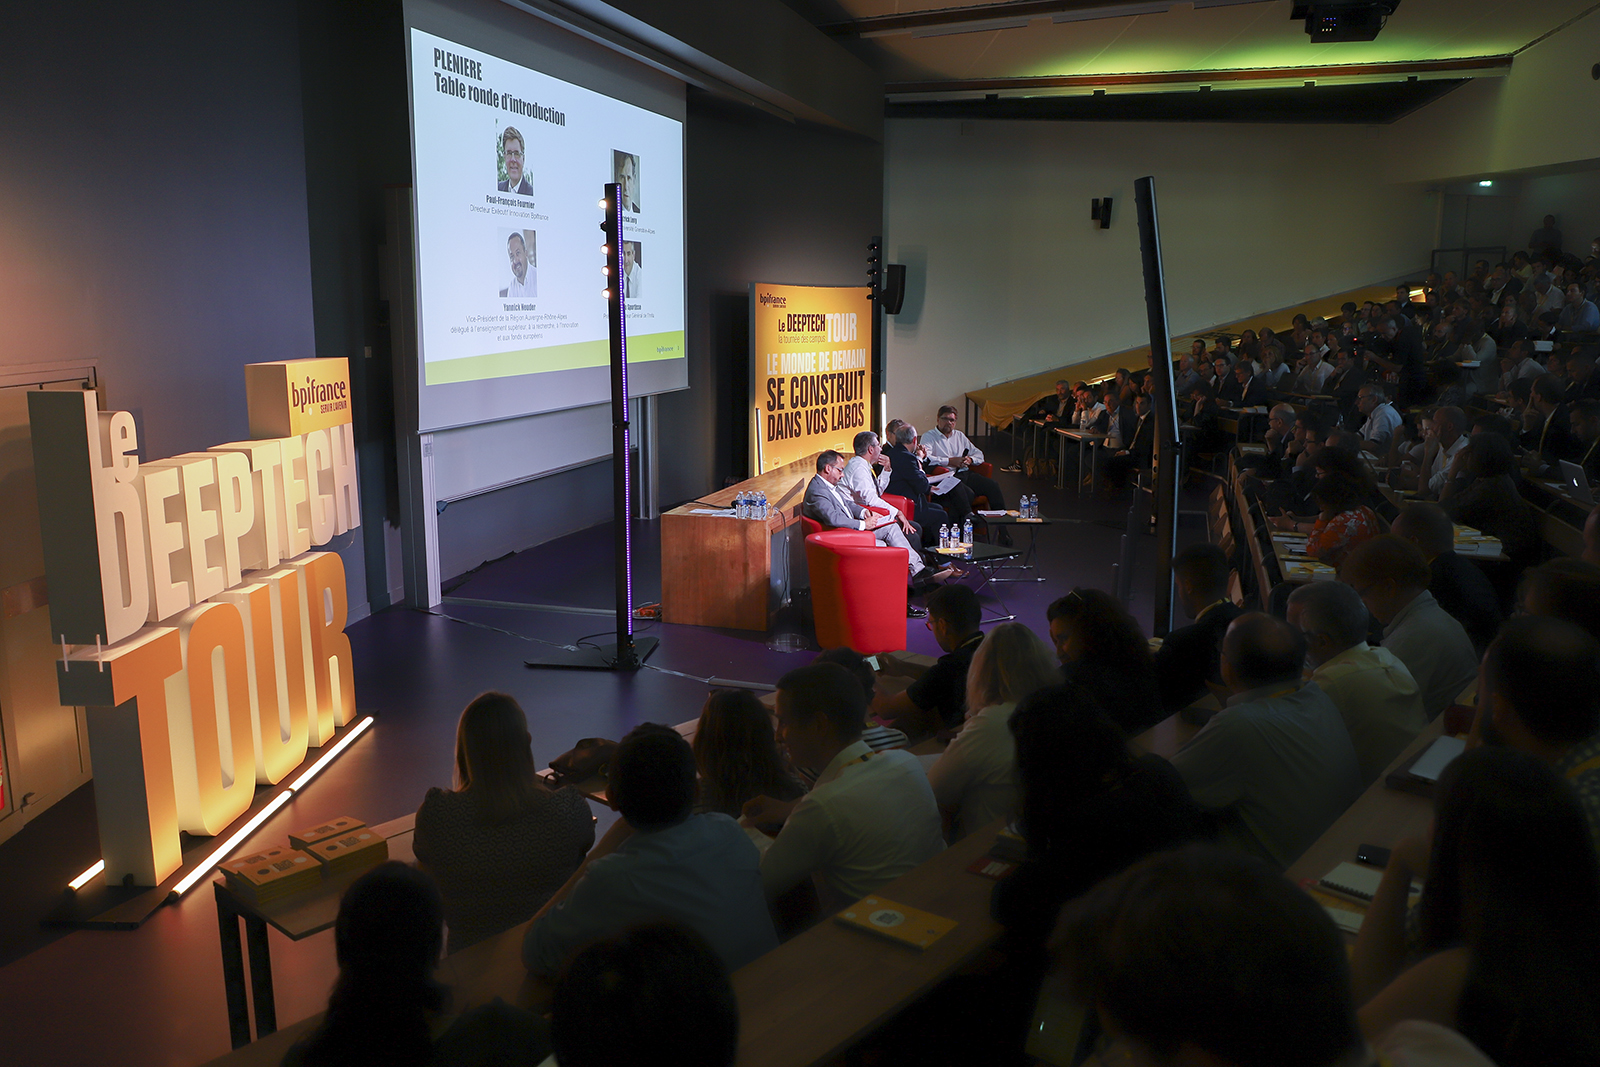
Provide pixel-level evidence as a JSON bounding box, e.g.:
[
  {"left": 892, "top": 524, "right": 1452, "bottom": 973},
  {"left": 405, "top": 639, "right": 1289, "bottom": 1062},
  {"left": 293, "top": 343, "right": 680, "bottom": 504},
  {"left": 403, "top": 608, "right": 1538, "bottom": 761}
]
[{"left": 835, "top": 896, "right": 956, "bottom": 950}]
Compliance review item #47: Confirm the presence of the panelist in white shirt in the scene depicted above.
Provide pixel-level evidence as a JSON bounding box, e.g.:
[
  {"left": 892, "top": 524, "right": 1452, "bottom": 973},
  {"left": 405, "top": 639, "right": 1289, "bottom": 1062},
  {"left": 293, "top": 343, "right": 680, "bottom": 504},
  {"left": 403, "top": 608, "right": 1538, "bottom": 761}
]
[{"left": 919, "top": 405, "right": 1008, "bottom": 513}]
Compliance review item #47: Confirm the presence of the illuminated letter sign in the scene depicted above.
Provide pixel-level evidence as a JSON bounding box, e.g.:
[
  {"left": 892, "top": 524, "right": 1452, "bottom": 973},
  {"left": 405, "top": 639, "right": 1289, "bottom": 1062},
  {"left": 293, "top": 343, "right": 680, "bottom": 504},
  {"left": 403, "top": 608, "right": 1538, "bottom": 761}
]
[{"left": 29, "top": 358, "right": 361, "bottom": 886}]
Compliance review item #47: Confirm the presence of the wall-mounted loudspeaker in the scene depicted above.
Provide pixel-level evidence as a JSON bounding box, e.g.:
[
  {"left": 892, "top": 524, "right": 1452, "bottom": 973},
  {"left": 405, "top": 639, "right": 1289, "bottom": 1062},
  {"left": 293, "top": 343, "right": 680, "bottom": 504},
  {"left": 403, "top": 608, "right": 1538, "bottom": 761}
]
[
  {"left": 1091, "top": 198, "right": 1113, "bottom": 229},
  {"left": 881, "top": 264, "right": 906, "bottom": 315}
]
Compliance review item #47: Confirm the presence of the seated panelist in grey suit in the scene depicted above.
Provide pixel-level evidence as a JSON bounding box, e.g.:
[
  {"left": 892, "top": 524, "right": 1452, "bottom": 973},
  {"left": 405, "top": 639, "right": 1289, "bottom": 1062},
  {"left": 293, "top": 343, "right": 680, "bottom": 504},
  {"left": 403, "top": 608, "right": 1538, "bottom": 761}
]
[{"left": 803, "top": 450, "right": 941, "bottom": 593}]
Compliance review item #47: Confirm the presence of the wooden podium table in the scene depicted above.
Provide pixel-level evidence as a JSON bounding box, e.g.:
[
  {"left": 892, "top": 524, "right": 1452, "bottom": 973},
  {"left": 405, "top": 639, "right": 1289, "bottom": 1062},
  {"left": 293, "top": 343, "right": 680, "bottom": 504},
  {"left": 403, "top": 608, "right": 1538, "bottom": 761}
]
[{"left": 661, "top": 453, "right": 819, "bottom": 631}]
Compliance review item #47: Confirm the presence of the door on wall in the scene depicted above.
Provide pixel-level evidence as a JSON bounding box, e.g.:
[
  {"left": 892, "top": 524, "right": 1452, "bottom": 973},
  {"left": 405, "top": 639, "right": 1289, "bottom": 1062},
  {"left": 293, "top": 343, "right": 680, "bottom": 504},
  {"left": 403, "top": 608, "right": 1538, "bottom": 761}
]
[{"left": 0, "top": 369, "right": 97, "bottom": 846}]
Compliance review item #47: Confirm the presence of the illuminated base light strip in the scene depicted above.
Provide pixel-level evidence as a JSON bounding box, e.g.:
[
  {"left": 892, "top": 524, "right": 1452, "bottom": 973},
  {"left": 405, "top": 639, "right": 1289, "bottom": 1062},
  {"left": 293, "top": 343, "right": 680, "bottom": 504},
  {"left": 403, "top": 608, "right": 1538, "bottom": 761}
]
[
  {"left": 66, "top": 716, "right": 377, "bottom": 898},
  {"left": 68, "top": 859, "right": 105, "bottom": 891}
]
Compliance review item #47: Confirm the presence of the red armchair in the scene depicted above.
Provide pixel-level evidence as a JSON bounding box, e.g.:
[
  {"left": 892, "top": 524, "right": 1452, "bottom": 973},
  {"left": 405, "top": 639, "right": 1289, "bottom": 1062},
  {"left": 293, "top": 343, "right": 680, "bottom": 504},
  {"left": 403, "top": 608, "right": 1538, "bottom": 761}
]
[{"left": 805, "top": 530, "right": 908, "bottom": 654}]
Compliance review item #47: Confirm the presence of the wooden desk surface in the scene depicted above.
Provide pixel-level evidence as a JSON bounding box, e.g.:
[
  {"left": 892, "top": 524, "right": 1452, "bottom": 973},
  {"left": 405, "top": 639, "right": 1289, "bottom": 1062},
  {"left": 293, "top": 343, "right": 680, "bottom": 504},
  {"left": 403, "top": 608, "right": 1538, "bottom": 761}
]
[
  {"left": 731, "top": 821, "right": 1005, "bottom": 1067},
  {"left": 1284, "top": 716, "right": 1446, "bottom": 885},
  {"left": 218, "top": 814, "right": 417, "bottom": 941},
  {"left": 663, "top": 451, "right": 819, "bottom": 527}
]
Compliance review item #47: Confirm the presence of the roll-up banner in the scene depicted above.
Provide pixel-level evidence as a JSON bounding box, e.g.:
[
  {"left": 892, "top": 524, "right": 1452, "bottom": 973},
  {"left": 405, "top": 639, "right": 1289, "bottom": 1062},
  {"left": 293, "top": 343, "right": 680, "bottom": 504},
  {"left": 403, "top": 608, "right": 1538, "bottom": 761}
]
[{"left": 750, "top": 282, "right": 873, "bottom": 473}]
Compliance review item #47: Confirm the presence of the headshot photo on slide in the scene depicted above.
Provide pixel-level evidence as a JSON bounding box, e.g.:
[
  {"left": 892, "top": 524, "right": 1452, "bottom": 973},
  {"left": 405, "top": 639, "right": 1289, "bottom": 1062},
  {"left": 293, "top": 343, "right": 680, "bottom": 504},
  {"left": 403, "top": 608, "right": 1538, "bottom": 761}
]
[
  {"left": 499, "top": 229, "right": 536, "bottom": 298},
  {"left": 622, "top": 240, "right": 641, "bottom": 299},
  {"left": 498, "top": 125, "right": 533, "bottom": 196},
  {"left": 613, "top": 150, "right": 639, "bottom": 213}
]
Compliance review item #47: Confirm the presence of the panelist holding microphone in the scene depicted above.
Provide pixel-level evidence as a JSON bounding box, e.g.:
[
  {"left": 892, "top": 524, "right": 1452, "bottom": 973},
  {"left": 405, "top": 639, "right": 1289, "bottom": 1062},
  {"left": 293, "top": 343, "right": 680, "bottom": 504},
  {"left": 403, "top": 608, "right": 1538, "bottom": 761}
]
[{"left": 920, "top": 406, "right": 1010, "bottom": 543}]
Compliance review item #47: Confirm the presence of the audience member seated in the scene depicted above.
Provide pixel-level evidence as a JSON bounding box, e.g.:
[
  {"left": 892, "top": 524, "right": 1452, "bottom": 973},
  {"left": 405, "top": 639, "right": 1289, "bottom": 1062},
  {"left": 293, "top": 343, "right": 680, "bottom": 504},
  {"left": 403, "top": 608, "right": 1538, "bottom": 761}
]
[
  {"left": 1260, "top": 407, "right": 1331, "bottom": 515},
  {"left": 979, "top": 687, "right": 1207, "bottom": 1063},
  {"left": 1351, "top": 746, "right": 1600, "bottom": 1067},
  {"left": 550, "top": 922, "right": 737, "bottom": 1067},
  {"left": 926, "top": 622, "right": 1059, "bottom": 841},
  {"left": 1390, "top": 502, "right": 1502, "bottom": 654},
  {"left": 1526, "top": 373, "right": 1583, "bottom": 470},
  {"left": 522, "top": 724, "right": 776, "bottom": 976},
  {"left": 840, "top": 430, "right": 899, "bottom": 520},
  {"left": 1054, "top": 846, "right": 1476, "bottom": 1067},
  {"left": 1519, "top": 557, "right": 1600, "bottom": 640},
  {"left": 1269, "top": 469, "right": 1381, "bottom": 568},
  {"left": 811, "top": 646, "right": 910, "bottom": 752},
  {"left": 802, "top": 449, "right": 945, "bottom": 597},
  {"left": 747, "top": 663, "right": 944, "bottom": 912},
  {"left": 1024, "top": 379, "right": 1072, "bottom": 423},
  {"left": 1100, "top": 392, "right": 1153, "bottom": 490},
  {"left": 920, "top": 405, "right": 1008, "bottom": 512},
  {"left": 1355, "top": 382, "right": 1403, "bottom": 455},
  {"left": 1046, "top": 588, "right": 1163, "bottom": 736},
  {"left": 286, "top": 862, "right": 548, "bottom": 1067},
  {"left": 1185, "top": 381, "right": 1230, "bottom": 455},
  {"left": 1286, "top": 582, "right": 1425, "bottom": 786},
  {"left": 691, "top": 689, "right": 806, "bottom": 818},
  {"left": 1340, "top": 536, "right": 1478, "bottom": 721},
  {"left": 413, "top": 692, "right": 595, "bottom": 954},
  {"left": 1478, "top": 615, "right": 1600, "bottom": 847},
  {"left": 874, "top": 584, "right": 983, "bottom": 738},
  {"left": 1241, "top": 403, "right": 1294, "bottom": 478},
  {"left": 1171, "top": 613, "right": 1361, "bottom": 868},
  {"left": 994, "top": 685, "right": 1207, "bottom": 958},
  {"left": 1438, "top": 432, "right": 1541, "bottom": 565},
  {"left": 1153, "top": 543, "right": 1243, "bottom": 714}
]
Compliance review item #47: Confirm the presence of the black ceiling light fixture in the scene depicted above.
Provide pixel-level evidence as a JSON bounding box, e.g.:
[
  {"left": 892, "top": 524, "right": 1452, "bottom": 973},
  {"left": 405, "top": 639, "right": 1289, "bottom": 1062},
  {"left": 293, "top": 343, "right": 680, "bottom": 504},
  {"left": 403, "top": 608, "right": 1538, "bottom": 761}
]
[{"left": 1291, "top": 1, "right": 1400, "bottom": 43}]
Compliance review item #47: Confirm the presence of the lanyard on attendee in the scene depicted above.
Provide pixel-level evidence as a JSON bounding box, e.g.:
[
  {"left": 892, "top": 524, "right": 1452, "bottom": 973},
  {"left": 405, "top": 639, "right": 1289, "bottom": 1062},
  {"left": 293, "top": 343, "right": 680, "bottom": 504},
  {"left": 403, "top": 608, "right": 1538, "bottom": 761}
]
[
  {"left": 1196, "top": 599, "right": 1230, "bottom": 619},
  {"left": 840, "top": 751, "right": 875, "bottom": 770}
]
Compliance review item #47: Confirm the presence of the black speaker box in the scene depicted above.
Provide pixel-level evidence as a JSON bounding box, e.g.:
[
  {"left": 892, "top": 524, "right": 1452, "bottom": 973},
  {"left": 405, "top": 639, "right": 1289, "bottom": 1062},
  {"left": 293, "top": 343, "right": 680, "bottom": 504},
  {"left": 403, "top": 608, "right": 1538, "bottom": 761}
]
[{"left": 881, "top": 264, "right": 907, "bottom": 315}]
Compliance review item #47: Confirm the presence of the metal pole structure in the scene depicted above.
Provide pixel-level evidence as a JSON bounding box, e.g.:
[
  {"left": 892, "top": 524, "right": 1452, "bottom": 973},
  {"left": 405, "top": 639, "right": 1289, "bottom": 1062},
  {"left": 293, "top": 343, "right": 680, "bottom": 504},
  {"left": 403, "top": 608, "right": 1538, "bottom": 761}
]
[
  {"left": 1134, "top": 176, "right": 1180, "bottom": 638},
  {"left": 603, "top": 181, "right": 640, "bottom": 669},
  {"left": 524, "top": 182, "right": 657, "bottom": 670}
]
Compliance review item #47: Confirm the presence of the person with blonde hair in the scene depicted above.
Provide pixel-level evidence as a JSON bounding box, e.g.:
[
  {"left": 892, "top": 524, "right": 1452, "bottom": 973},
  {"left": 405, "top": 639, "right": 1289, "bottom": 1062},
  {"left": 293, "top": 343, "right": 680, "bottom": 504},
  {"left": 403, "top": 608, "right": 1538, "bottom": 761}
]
[
  {"left": 414, "top": 692, "right": 594, "bottom": 953},
  {"left": 926, "top": 622, "right": 1059, "bottom": 840}
]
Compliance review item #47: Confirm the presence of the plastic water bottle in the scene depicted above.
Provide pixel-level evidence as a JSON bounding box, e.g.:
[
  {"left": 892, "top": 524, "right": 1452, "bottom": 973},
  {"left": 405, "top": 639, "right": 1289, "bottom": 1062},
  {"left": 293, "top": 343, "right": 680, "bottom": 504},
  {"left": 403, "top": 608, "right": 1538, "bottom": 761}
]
[
  {"left": 962, "top": 517, "right": 973, "bottom": 547},
  {"left": 753, "top": 491, "right": 764, "bottom": 520},
  {"left": 1027, "top": 494, "right": 1038, "bottom": 519},
  {"left": 1020, "top": 494, "right": 1031, "bottom": 520},
  {"left": 939, "top": 524, "right": 950, "bottom": 549},
  {"left": 735, "top": 492, "right": 747, "bottom": 520},
  {"left": 760, "top": 491, "right": 769, "bottom": 519}
]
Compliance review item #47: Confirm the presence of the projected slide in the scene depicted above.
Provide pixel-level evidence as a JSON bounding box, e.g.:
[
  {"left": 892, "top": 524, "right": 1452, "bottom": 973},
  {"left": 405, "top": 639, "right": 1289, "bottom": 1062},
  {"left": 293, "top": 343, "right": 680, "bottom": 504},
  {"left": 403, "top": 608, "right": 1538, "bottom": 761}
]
[{"left": 408, "top": 28, "right": 685, "bottom": 393}]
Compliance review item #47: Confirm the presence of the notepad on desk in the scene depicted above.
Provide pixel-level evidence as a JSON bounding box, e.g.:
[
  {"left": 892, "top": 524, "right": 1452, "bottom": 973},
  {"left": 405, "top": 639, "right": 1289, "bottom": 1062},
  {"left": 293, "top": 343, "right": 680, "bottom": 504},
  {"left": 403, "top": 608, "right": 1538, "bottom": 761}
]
[
  {"left": 836, "top": 896, "right": 957, "bottom": 950},
  {"left": 1316, "top": 862, "right": 1422, "bottom": 906},
  {"left": 1385, "top": 735, "right": 1466, "bottom": 797}
]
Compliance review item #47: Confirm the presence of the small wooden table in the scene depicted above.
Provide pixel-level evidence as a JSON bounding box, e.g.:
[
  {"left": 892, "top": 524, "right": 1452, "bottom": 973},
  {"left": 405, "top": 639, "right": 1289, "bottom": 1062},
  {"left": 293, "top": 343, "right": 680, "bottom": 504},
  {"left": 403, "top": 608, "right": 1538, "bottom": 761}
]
[
  {"left": 215, "top": 815, "right": 417, "bottom": 1048},
  {"left": 974, "top": 511, "right": 1052, "bottom": 583}
]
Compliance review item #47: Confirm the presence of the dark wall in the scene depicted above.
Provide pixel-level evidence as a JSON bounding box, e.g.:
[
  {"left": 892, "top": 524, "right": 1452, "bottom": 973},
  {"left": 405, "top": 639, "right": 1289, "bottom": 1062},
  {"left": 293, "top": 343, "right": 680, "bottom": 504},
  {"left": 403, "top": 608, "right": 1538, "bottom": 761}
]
[
  {"left": 665, "top": 91, "right": 885, "bottom": 506},
  {"left": 0, "top": 0, "right": 372, "bottom": 609}
]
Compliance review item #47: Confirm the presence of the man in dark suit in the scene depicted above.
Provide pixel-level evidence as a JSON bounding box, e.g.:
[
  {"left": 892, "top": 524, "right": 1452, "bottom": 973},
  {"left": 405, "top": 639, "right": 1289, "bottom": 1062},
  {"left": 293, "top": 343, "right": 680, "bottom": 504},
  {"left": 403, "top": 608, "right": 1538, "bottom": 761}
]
[
  {"left": 1236, "top": 362, "right": 1270, "bottom": 408},
  {"left": 1214, "top": 357, "right": 1243, "bottom": 405},
  {"left": 1524, "top": 374, "right": 1582, "bottom": 470},
  {"left": 883, "top": 422, "right": 952, "bottom": 542},
  {"left": 1377, "top": 315, "right": 1429, "bottom": 406},
  {"left": 1102, "top": 394, "right": 1154, "bottom": 489},
  {"left": 497, "top": 127, "right": 534, "bottom": 195},
  {"left": 1024, "top": 380, "right": 1072, "bottom": 424},
  {"left": 1391, "top": 503, "right": 1502, "bottom": 656},
  {"left": 1154, "top": 544, "right": 1243, "bottom": 713}
]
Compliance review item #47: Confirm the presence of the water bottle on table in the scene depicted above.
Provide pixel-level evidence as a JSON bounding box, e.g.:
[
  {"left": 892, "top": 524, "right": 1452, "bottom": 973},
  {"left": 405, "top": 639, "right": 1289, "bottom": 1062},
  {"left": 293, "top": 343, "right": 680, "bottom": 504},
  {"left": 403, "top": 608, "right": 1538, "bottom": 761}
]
[{"left": 962, "top": 517, "right": 973, "bottom": 552}]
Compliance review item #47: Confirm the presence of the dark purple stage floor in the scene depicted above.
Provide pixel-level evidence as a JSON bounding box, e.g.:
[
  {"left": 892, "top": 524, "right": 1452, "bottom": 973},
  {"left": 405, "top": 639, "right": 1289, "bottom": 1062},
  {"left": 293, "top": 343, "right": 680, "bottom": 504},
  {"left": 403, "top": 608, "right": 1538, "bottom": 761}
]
[{"left": 0, "top": 451, "right": 1206, "bottom": 1067}]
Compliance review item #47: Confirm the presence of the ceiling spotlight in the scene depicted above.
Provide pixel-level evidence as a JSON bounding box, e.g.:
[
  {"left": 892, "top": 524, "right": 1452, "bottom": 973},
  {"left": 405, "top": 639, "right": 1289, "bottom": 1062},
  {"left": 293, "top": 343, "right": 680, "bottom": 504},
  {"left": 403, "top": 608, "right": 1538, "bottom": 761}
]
[
  {"left": 1478, "top": 180, "right": 1494, "bottom": 188},
  {"left": 1291, "top": 1, "right": 1399, "bottom": 43}
]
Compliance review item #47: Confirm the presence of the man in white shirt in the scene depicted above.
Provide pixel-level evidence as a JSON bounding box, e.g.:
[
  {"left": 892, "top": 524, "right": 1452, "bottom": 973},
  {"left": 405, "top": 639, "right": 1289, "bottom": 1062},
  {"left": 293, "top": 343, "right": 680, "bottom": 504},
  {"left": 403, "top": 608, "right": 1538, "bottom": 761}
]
[
  {"left": 1422, "top": 406, "right": 1469, "bottom": 497},
  {"left": 1342, "top": 536, "right": 1478, "bottom": 721},
  {"left": 920, "top": 404, "right": 1008, "bottom": 511},
  {"left": 1291, "top": 344, "right": 1333, "bottom": 395},
  {"left": 841, "top": 430, "right": 896, "bottom": 516},
  {"left": 745, "top": 663, "right": 945, "bottom": 911},
  {"left": 1286, "top": 581, "right": 1426, "bottom": 786},
  {"left": 499, "top": 231, "right": 534, "bottom": 298},
  {"left": 1356, "top": 383, "right": 1403, "bottom": 454}
]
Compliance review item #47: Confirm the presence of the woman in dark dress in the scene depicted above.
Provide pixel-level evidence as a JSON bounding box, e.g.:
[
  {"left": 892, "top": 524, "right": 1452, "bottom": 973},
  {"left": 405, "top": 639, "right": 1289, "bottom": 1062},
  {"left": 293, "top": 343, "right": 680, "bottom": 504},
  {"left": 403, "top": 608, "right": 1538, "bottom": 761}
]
[{"left": 1046, "top": 588, "right": 1164, "bottom": 736}]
